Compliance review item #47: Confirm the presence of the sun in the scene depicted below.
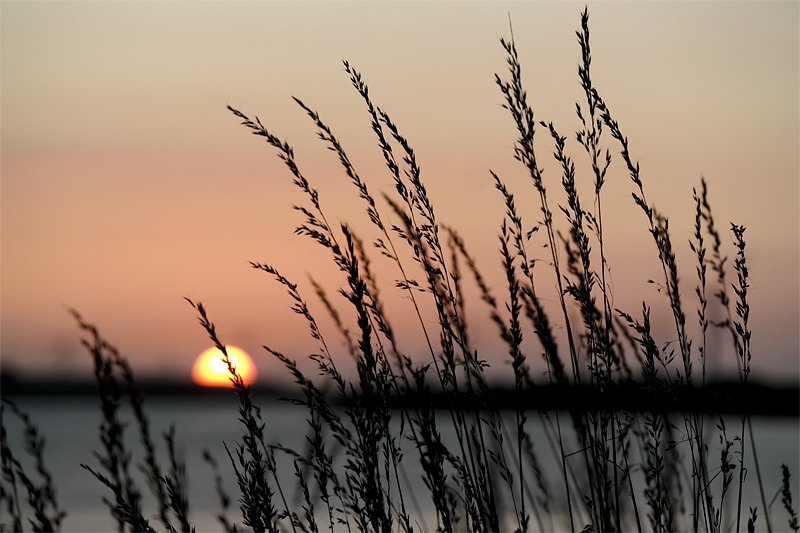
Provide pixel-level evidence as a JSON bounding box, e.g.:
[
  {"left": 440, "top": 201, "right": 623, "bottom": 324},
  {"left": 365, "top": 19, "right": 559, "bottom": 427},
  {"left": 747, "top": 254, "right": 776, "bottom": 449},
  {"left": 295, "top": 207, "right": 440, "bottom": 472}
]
[{"left": 191, "top": 346, "right": 257, "bottom": 387}]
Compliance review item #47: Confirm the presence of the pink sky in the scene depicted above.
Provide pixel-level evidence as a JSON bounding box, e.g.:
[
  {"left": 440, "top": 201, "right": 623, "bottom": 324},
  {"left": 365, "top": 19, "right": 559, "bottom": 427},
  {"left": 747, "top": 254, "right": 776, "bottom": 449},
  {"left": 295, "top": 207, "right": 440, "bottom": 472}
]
[{"left": 2, "top": 2, "right": 798, "bottom": 386}]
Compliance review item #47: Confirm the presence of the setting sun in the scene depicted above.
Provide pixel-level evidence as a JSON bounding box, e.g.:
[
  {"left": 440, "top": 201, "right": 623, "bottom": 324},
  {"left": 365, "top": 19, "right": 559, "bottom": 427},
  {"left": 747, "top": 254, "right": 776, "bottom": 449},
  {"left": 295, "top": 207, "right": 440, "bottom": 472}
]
[{"left": 191, "top": 345, "right": 257, "bottom": 387}]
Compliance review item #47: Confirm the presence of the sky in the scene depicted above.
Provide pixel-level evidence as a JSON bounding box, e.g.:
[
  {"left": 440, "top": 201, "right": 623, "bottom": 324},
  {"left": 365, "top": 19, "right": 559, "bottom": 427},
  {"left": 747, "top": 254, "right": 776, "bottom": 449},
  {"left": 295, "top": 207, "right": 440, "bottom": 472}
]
[{"left": 2, "top": 1, "right": 798, "bottom": 386}]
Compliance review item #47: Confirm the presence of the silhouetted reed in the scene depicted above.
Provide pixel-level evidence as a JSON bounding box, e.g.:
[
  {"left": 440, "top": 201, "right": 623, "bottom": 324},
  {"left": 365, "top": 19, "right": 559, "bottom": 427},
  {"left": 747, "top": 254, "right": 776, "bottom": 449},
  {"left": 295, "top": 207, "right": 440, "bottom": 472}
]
[
  {"left": 1, "top": 399, "right": 65, "bottom": 532},
  {"left": 67, "top": 309, "right": 194, "bottom": 533}
]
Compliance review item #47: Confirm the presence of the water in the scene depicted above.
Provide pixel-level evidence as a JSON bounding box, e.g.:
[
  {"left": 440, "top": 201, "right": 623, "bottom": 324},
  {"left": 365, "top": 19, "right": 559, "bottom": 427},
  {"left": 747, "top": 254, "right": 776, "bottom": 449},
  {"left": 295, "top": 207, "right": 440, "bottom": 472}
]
[{"left": 2, "top": 395, "right": 798, "bottom": 532}]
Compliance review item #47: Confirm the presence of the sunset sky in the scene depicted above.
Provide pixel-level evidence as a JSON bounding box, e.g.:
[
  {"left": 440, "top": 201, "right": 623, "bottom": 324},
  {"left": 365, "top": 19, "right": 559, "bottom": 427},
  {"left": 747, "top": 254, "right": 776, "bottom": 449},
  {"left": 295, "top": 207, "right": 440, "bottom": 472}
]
[{"left": 2, "top": 1, "right": 798, "bottom": 386}]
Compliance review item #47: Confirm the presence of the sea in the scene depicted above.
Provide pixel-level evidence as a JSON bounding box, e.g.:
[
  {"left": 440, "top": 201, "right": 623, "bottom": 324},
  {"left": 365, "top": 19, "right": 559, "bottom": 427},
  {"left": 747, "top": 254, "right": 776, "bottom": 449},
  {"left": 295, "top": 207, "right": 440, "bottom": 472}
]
[{"left": 2, "top": 395, "right": 798, "bottom": 532}]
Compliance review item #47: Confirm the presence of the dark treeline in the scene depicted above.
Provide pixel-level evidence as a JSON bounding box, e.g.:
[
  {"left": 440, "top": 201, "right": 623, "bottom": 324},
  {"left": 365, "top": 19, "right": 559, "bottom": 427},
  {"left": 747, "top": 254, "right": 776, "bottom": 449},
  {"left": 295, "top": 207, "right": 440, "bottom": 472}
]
[{"left": 3, "top": 372, "right": 796, "bottom": 417}]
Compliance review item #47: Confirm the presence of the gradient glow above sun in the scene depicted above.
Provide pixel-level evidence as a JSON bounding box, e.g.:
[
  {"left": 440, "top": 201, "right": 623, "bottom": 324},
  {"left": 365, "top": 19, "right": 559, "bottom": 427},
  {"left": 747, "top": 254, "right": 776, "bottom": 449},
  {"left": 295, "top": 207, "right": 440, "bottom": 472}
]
[{"left": 191, "top": 346, "right": 257, "bottom": 387}]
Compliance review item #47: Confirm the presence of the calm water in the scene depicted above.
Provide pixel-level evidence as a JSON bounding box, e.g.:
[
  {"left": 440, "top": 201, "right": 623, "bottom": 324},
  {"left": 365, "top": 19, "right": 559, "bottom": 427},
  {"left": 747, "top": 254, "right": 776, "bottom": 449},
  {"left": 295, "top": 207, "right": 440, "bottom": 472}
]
[{"left": 2, "top": 395, "right": 798, "bottom": 532}]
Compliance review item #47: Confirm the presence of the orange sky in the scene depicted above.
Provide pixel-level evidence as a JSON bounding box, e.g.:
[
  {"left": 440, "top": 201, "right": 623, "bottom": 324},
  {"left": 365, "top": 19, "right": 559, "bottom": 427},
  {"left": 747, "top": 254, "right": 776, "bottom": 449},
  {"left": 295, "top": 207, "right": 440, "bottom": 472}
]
[{"left": 2, "top": 1, "right": 798, "bottom": 386}]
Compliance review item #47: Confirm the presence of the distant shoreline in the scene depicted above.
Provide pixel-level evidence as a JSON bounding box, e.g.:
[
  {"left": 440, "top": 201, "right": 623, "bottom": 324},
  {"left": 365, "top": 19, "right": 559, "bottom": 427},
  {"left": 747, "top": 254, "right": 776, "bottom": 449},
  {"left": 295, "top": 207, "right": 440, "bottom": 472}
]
[{"left": 2, "top": 373, "right": 797, "bottom": 417}]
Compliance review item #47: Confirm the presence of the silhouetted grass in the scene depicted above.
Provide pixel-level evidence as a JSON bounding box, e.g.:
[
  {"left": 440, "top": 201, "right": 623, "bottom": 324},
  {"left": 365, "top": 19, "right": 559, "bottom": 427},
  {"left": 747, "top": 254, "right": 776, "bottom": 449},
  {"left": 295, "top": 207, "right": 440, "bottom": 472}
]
[
  {"left": 1, "top": 399, "right": 65, "bottom": 532},
  {"left": 1, "top": 8, "right": 796, "bottom": 533}
]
